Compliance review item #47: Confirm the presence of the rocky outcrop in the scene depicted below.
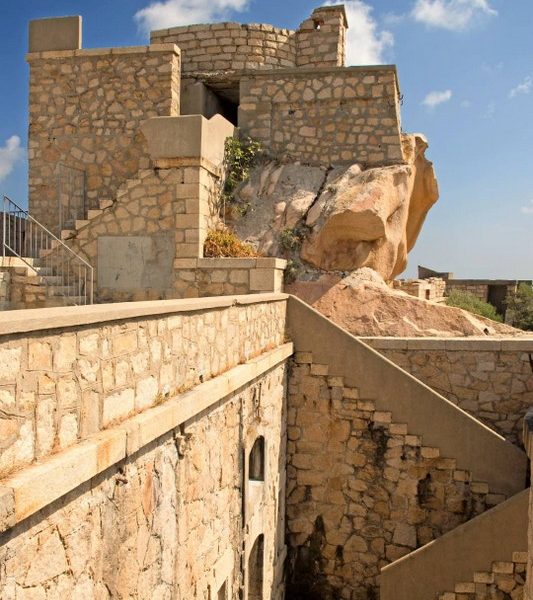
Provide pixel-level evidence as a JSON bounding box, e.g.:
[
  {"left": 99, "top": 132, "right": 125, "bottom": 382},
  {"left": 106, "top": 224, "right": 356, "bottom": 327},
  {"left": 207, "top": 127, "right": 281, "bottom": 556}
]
[
  {"left": 231, "top": 134, "right": 439, "bottom": 281},
  {"left": 286, "top": 268, "right": 521, "bottom": 337}
]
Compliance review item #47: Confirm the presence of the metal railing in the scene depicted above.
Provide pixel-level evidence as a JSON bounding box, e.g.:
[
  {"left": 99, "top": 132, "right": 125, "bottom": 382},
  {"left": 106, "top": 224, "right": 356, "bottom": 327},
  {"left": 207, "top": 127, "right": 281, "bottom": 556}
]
[{"left": 2, "top": 195, "right": 94, "bottom": 306}]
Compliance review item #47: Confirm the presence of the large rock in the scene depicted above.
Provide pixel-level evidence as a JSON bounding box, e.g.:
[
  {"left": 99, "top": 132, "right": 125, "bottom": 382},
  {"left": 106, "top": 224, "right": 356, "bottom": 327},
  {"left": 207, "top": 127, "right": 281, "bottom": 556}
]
[
  {"left": 301, "top": 134, "right": 438, "bottom": 279},
  {"left": 286, "top": 269, "right": 521, "bottom": 338},
  {"left": 230, "top": 134, "right": 438, "bottom": 281}
]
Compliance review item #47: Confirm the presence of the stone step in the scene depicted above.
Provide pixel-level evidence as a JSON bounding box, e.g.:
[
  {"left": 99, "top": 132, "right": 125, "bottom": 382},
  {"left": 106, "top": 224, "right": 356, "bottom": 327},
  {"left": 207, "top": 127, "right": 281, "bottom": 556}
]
[
  {"left": 75, "top": 219, "right": 89, "bottom": 230},
  {"left": 60, "top": 229, "right": 76, "bottom": 240},
  {"left": 47, "top": 285, "right": 79, "bottom": 296},
  {"left": 87, "top": 209, "right": 102, "bottom": 220},
  {"left": 99, "top": 198, "right": 113, "bottom": 210}
]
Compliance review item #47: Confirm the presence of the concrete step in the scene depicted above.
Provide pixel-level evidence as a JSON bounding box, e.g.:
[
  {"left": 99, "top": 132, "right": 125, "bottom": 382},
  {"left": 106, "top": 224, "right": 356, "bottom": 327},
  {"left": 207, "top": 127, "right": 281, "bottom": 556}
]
[
  {"left": 60, "top": 229, "right": 76, "bottom": 240},
  {"left": 87, "top": 209, "right": 102, "bottom": 220},
  {"left": 75, "top": 220, "right": 89, "bottom": 230}
]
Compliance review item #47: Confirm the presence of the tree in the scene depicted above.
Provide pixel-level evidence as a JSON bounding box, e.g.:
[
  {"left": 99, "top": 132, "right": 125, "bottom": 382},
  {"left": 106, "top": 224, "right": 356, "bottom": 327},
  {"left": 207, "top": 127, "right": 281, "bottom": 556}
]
[{"left": 505, "top": 283, "right": 533, "bottom": 331}]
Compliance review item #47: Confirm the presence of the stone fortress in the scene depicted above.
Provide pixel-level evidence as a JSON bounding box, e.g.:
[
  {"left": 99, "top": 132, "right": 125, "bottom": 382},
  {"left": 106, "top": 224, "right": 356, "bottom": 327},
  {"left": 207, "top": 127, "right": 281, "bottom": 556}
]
[{"left": 0, "top": 4, "right": 533, "bottom": 600}]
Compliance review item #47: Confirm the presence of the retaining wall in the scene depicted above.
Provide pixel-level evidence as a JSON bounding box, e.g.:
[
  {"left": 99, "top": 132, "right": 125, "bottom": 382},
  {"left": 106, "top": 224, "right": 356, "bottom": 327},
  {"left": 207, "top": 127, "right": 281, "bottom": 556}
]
[
  {"left": 365, "top": 337, "right": 533, "bottom": 445},
  {"left": 0, "top": 295, "right": 290, "bottom": 599}
]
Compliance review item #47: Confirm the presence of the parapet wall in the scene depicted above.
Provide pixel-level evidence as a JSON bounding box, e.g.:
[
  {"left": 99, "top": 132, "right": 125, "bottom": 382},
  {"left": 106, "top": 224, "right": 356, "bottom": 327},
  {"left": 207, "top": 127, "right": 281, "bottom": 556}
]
[
  {"left": 27, "top": 44, "right": 180, "bottom": 233},
  {"left": 0, "top": 295, "right": 290, "bottom": 598},
  {"left": 239, "top": 66, "right": 403, "bottom": 167},
  {"left": 150, "top": 5, "right": 347, "bottom": 74},
  {"left": 364, "top": 337, "right": 533, "bottom": 445}
]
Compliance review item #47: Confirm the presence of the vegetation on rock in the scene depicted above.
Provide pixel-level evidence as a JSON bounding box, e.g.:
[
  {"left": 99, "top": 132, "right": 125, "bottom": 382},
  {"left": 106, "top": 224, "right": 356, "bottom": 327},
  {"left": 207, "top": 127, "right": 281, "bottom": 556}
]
[
  {"left": 445, "top": 290, "right": 503, "bottom": 323},
  {"left": 203, "top": 228, "right": 259, "bottom": 258},
  {"left": 221, "top": 136, "right": 262, "bottom": 214}
]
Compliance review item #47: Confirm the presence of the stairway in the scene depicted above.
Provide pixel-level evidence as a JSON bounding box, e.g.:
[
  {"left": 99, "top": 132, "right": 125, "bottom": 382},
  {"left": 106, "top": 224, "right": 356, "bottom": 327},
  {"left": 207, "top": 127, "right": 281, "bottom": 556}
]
[
  {"left": 1, "top": 196, "right": 94, "bottom": 308},
  {"left": 286, "top": 296, "right": 529, "bottom": 600}
]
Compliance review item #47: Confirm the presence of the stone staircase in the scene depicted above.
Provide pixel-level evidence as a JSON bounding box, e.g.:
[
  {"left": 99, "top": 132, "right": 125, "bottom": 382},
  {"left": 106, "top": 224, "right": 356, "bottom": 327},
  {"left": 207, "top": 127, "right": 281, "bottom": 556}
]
[
  {"left": 1, "top": 196, "right": 94, "bottom": 308},
  {"left": 286, "top": 296, "right": 529, "bottom": 600}
]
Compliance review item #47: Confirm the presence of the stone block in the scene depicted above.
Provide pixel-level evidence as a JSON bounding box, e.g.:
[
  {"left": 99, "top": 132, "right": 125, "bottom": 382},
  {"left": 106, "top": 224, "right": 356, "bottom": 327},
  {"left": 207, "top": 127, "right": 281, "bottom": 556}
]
[
  {"left": 29, "top": 16, "right": 82, "bottom": 53},
  {"left": 103, "top": 388, "right": 135, "bottom": 425}
]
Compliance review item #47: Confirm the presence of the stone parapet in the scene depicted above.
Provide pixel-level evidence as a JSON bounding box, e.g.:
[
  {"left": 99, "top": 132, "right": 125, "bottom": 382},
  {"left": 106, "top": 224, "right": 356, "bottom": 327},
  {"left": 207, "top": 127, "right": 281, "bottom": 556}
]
[{"left": 0, "top": 294, "right": 287, "bottom": 477}]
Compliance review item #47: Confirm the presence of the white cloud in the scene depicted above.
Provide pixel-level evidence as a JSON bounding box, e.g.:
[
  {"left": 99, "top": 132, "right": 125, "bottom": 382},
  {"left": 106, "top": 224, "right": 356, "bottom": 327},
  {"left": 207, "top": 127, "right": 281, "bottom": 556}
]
[
  {"left": 521, "top": 200, "right": 533, "bottom": 215},
  {"left": 422, "top": 89, "right": 453, "bottom": 108},
  {"left": 327, "top": 0, "right": 394, "bottom": 65},
  {"left": 0, "top": 136, "right": 24, "bottom": 183},
  {"left": 509, "top": 76, "right": 532, "bottom": 99},
  {"left": 411, "top": 0, "right": 497, "bottom": 31},
  {"left": 135, "top": 0, "right": 249, "bottom": 33}
]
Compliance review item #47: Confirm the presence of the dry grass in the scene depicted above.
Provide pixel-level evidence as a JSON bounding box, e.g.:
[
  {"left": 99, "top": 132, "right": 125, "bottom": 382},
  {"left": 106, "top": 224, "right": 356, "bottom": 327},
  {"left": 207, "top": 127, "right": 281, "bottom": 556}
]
[{"left": 203, "top": 229, "right": 259, "bottom": 258}]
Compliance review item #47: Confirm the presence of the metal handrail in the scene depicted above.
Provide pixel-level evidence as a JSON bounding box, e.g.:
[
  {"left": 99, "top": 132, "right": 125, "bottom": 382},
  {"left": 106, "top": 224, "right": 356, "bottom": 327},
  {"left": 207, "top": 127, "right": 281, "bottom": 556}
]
[{"left": 2, "top": 195, "right": 94, "bottom": 306}]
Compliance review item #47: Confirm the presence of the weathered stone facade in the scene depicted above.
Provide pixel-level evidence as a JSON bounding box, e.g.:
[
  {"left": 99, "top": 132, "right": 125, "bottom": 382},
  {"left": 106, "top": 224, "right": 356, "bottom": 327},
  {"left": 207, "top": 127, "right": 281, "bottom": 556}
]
[
  {"left": 438, "top": 553, "right": 527, "bottom": 600},
  {"left": 286, "top": 351, "right": 506, "bottom": 599},
  {"left": 27, "top": 45, "right": 180, "bottom": 233},
  {"left": 0, "top": 296, "right": 290, "bottom": 599},
  {"left": 239, "top": 66, "right": 402, "bottom": 168},
  {"left": 365, "top": 337, "right": 533, "bottom": 445},
  {"left": 0, "top": 297, "right": 286, "bottom": 478},
  {"left": 150, "top": 5, "right": 346, "bottom": 73}
]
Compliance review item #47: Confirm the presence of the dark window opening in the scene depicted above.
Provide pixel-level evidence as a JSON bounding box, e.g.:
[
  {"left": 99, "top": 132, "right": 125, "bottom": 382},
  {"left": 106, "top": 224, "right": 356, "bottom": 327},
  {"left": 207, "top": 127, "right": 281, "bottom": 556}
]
[
  {"left": 248, "top": 535, "right": 264, "bottom": 600},
  {"left": 249, "top": 436, "right": 265, "bottom": 482}
]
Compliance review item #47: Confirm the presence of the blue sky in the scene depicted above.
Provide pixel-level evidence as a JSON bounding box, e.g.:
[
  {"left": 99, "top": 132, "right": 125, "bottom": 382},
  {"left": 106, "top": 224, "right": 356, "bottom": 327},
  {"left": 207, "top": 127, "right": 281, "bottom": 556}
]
[{"left": 0, "top": 0, "right": 532, "bottom": 278}]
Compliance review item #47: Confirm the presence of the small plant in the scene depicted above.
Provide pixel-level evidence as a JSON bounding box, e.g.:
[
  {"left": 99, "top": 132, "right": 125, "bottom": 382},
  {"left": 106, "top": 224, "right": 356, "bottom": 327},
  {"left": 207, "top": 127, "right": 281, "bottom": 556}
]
[
  {"left": 203, "top": 228, "right": 259, "bottom": 258},
  {"left": 445, "top": 290, "right": 503, "bottom": 323},
  {"left": 221, "top": 136, "right": 262, "bottom": 213},
  {"left": 279, "top": 225, "right": 309, "bottom": 252},
  {"left": 284, "top": 259, "right": 301, "bottom": 284}
]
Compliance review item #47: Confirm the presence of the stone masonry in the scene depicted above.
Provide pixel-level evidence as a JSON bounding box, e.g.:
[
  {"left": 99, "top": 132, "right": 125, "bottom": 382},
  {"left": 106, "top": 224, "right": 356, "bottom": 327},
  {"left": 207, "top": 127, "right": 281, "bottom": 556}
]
[
  {"left": 239, "top": 66, "right": 402, "bottom": 168},
  {"left": 27, "top": 44, "right": 180, "bottom": 233},
  {"left": 365, "top": 337, "right": 533, "bottom": 446},
  {"left": 0, "top": 298, "right": 286, "bottom": 478},
  {"left": 286, "top": 351, "right": 506, "bottom": 599}
]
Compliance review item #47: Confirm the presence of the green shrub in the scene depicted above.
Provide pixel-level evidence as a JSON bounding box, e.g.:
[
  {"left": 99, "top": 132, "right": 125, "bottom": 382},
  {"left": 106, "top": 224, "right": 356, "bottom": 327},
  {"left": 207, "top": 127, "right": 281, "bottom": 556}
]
[
  {"left": 221, "top": 136, "right": 262, "bottom": 213},
  {"left": 445, "top": 290, "right": 503, "bottom": 323},
  {"left": 505, "top": 283, "right": 533, "bottom": 331},
  {"left": 279, "top": 226, "right": 308, "bottom": 252}
]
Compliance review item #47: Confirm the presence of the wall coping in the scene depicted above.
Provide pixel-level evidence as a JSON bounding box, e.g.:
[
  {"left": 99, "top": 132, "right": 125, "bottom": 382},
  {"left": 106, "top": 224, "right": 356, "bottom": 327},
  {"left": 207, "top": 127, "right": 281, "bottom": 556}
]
[
  {"left": 26, "top": 43, "right": 180, "bottom": 62},
  {"left": 362, "top": 336, "right": 533, "bottom": 351},
  {"left": 151, "top": 22, "right": 294, "bottom": 37},
  {"left": 0, "top": 342, "right": 293, "bottom": 532},
  {"left": 0, "top": 293, "right": 288, "bottom": 337}
]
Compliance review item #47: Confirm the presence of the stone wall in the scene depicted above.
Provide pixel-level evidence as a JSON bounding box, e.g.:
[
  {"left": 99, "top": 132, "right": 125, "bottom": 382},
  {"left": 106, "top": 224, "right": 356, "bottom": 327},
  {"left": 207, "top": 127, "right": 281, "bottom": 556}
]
[
  {"left": 0, "top": 296, "right": 286, "bottom": 478},
  {"left": 364, "top": 338, "right": 533, "bottom": 445},
  {"left": 393, "top": 277, "right": 447, "bottom": 301},
  {"left": 0, "top": 271, "right": 10, "bottom": 309},
  {"left": 286, "top": 351, "right": 506, "bottom": 599},
  {"left": 27, "top": 44, "right": 180, "bottom": 233},
  {"left": 0, "top": 296, "right": 290, "bottom": 599},
  {"left": 151, "top": 23, "right": 296, "bottom": 73},
  {"left": 150, "top": 5, "right": 347, "bottom": 74},
  {"left": 437, "top": 553, "right": 527, "bottom": 600},
  {"left": 239, "top": 66, "right": 403, "bottom": 167}
]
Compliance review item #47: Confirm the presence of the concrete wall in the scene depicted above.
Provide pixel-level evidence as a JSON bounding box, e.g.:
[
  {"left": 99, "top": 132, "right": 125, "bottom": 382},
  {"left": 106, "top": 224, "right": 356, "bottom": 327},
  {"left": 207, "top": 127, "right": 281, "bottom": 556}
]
[
  {"left": 239, "top": 66, "right": 403, "bottom": 167},
  {"left": 0, "top": 296, "right": 290, "bottom": 599},
  {"left": 27, "top": 44, "right": 180, "bottom": 233},
  {"left": 364, "top": 337, "right": 533, "bottom": 445}
]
